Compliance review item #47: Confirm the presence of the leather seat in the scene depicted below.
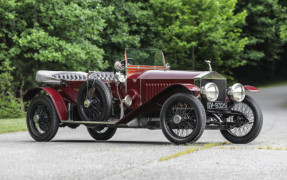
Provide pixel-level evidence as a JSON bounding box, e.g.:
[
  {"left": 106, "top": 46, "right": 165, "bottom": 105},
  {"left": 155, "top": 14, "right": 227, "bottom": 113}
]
[
  {"left": 36, "top": 70, "right": 87, "bottom": 85},
  {"left": 89, "top": 72, "right": 114, "bottom": 81}
]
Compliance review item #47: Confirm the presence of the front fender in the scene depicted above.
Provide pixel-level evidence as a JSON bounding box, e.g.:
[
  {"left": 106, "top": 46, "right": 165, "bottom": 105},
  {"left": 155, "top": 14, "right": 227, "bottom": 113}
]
[
  {"left": 23, "top": 87, "right": 67, "bottom": 120},
  {"left": 244, "top": 85, "right": 259, "bottom": 93},
  {"left": 180, "top": 83, "right": 201, "bottom": 92}
]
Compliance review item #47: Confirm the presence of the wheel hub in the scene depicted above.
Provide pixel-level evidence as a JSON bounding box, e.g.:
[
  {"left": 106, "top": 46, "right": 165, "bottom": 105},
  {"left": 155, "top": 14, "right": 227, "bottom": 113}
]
[
  {"left": 84, "top": 99, "right": 91, "bottom": 108},
  {"left": 173, "top": 115, "right": 182, "bottom": 124},
  {"left": 33, "top": 114, "right": 40, "bottom": 123}
]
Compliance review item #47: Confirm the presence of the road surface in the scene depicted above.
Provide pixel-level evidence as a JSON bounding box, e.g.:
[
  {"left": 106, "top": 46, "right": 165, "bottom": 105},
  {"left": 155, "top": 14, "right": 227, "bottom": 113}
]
[{"left": 0, "top": 85, "right": 287, "bottom": 179}]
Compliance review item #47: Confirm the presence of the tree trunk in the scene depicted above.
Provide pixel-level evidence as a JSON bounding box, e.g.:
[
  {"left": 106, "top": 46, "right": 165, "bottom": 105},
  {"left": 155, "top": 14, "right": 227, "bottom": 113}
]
[
  {"left": 19, "top": 82, "right": 24, "bottom": 111},
  {"left": 192, "top": 46, "right": 195, "bottom": 70}
]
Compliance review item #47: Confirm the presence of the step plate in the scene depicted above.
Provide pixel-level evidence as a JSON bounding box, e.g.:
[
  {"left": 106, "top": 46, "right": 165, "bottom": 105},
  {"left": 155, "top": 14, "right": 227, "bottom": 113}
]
[{"left": 61, "top": 121, "right": 116, "bottom": 125}]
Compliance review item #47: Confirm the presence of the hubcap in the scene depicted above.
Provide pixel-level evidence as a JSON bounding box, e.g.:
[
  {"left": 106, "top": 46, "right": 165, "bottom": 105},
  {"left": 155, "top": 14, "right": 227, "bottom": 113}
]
[
  {"left": 173, "top": 115, "right": 182, "bottom": 124},
  {"left": 84, "top": 99, "right": 91, "bottom": 108},
  {"left": 33, "top": 114, "right": 40, "bottom": 123}
]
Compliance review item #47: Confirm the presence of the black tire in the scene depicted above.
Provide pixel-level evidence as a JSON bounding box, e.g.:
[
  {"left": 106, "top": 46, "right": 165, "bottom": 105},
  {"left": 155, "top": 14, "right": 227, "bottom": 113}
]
[
  {"left": 26, "top": 95, "right": 59, "bottom": 142},
  {"left": 87, "top": 127, "right": 117, "bottom": 140},
  {"left": 77, "top": 80, "right": 112, "bottom": 122},
  {"left": 220, "top": 95, "right": 263, "bottom": 144},
  {"left": 160, "top": 93, "right": 206, "bottom": 144}
]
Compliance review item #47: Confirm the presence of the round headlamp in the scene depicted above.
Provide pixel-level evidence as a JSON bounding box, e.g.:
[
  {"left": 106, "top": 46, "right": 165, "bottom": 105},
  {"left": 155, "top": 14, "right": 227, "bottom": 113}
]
[
  {"left": 123, "top": 95, "right": 132, "bottom": 107},
  {"left": 228, "top": 83, "right": 245, "bottom": 102},
  {"left": 201, "top": 82, "right": 219, "bottom": 102}
]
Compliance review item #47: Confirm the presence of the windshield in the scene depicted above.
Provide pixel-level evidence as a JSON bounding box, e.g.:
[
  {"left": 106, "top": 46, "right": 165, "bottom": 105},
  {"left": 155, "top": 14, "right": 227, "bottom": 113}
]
[{"left": 125, "top": 48, "right": 165, "bottom": 66}]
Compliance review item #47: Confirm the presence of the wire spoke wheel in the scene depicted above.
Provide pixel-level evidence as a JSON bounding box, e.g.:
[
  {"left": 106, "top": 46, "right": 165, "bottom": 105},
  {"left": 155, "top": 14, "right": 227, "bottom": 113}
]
[
  {"left": 227, "top": 102, "right": 254, "bottom": 137},
  {"left": 220, "top": 95, "right": 263, "bottom": 144},
  {"left": 166, "top": 101, "right": 196, "bottom": 138},
  {"left": 81, "top": 86, "right": 104, "bottom": 120},
  {"left": 77, "top": 80, "right": 112, "bottom": 122},
  {"left": 87, "top": 126, "right": 117, "bottom": 141},
  {"left": 160, "top": 93, "right": 206, "bottom": 144},
  {"left": 32, "top": 103, "right": 51, "bottom": 134},
  {"left": 26, "top": 95, "right": 59, "bottom": 142}
]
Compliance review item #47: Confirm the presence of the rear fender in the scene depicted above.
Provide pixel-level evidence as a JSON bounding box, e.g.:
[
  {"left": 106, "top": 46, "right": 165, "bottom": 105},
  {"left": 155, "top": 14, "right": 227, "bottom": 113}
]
[
  {"left": 23, "top": 87, "right": 67, "bottom": 120},
  {"left": 244, "top": 85, "right": 259, "bottom": 93}
]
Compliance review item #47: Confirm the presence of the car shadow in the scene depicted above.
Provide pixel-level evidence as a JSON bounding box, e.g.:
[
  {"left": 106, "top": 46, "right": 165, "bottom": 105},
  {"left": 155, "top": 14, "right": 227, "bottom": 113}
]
[
  {"left": 50, "top": 140, "right": 172, "bottom": 145},
  {"left": 48, "top": 140, "right": 223, "bottom": 146}
]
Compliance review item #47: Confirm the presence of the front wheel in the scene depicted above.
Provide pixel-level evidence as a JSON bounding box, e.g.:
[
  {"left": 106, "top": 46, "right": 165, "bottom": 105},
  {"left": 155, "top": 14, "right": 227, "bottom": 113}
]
[
  {"left": 221, "top": 95, "right": 263, "bottom": 144},
  {"left": 26, "top": 95, "right": 59, "bottom": 141},
  {"left": 160, "top": 93, "right": 206, "bottom": 144}
]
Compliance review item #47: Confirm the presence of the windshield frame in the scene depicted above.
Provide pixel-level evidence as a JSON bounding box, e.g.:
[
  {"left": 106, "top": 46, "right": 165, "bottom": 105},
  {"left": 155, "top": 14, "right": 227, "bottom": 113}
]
[{"left": 124, "top": 48, "right": 166, "bottom": 68}]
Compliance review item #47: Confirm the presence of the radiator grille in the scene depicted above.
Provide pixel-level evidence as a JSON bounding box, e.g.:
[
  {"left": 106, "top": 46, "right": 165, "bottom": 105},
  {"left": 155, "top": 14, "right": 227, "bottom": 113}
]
[{"left": 201, "top": 79, "right": 226, "bottom": 101}]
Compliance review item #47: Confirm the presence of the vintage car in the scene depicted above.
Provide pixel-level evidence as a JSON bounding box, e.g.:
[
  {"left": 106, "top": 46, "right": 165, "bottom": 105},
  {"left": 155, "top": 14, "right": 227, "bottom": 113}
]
[{"left": 23, "top": 49, "right": 263, "bottom": 144}]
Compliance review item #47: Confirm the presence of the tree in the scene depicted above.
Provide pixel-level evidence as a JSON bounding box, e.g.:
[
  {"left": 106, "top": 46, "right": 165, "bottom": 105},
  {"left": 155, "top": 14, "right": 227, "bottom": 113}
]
[
  {"left": 281, "top": 25, "right": 287, "bottom": 42},
  {"left": 234, "top": 0, "right": 287, "bottom": 83},
  {"left": 0, "top": 0, "right": 112, "bottom": 90},
  {"left": 150, "top": 0, "right": 248, "bottom": 78},
  {"left": 100, "top": 0, "right": 156, "bottom": 69},
  {"left": 279, "top": 0, "right": 287, "bottom": 42},
  {"left": 0, "top": 60, "right": 23, "bottom": 118}
]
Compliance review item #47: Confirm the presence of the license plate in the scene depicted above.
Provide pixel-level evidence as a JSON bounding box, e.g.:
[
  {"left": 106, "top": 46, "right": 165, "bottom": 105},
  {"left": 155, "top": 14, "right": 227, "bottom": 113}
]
[{"left": 207, "top": 102, "right": 227, "bottom": 110}]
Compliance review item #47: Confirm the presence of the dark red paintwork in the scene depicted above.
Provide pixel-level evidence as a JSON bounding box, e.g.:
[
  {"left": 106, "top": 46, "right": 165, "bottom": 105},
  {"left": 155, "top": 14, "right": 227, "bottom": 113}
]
[
  {"left": 126, "top": 70, "right": 203, "bottom": 107},
  {"left": 244, "top": 85, "right": 259, "bottom": 93},
  {"left": 23, "top": 67, "right": 258, "bottom": 123},
  {"left": 23, "top": 87, "right": 68, "bottom": 120},
  {"left": 60, "top": 86, "right": 78, "bottom": 103}
]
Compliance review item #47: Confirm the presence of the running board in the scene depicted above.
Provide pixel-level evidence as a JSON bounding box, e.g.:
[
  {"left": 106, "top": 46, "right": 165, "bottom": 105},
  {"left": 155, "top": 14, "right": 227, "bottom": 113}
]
[{"left": 60, "top": 121, "right": 116, "bottom": 125}]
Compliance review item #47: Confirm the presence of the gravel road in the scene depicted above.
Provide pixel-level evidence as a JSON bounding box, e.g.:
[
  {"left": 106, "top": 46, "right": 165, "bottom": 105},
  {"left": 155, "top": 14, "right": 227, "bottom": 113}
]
[{"left": 1, "top": 85, "right": 287, "bottom": 180}]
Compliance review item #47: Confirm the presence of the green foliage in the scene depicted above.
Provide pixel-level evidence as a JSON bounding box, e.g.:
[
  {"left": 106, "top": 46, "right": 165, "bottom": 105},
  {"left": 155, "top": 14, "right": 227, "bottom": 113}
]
[
  {"left": 281, "top": 25, "right": 287, "bottom": 42},
  {"left": 233, "top": 0, "right": 287, "bottom": 83},
  {"left": 0, "top": 0, "right": 287, "bottom": 117},
  {"left": 237, "top": 0, "right": 285, "bottom": 65},
  {"left": 0, "top": 0, "right": 112, "bottom": 89},
  {"left": 150, "top": 0, "right": 248, "bottom": 76},
  {"left": 0, "top": 62, "right": 24, "bottom": 119},
  {"left": 100, "top": 0, "right": 155, "bottom": 68}
]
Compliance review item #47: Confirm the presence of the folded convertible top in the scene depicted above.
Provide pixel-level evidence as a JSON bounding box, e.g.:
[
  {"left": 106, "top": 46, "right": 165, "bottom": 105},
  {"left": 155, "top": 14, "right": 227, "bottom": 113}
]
[{"left": 36, "top": 70, "right": 88, "bottom": 85}]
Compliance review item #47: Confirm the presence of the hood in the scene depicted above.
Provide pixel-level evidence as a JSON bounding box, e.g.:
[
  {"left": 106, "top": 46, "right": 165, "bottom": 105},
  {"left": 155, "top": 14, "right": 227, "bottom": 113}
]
[{"left": 128, "top": 70, "right": 225, "bottom": 80}]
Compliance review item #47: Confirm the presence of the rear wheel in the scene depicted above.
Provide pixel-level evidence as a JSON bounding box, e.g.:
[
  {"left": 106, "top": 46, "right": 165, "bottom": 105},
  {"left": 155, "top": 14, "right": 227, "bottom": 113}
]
[
  {"left": 221, "top": 95, "right": 263, "bottom": 144},
  {"left": 160, "top": 93, "right": 206, "bottom": 144},
  {"left": 87, "top": 127, "right": 117, "bottom": 140},
  {"left": 26, "top": 95, "right": 59, "bottom": 141}
]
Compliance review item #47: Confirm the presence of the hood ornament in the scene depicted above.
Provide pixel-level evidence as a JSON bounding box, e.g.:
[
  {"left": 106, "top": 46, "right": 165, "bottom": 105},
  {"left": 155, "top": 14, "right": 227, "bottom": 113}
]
[{"left": 205, "top": 60, "right": 212, "bottom": 72}]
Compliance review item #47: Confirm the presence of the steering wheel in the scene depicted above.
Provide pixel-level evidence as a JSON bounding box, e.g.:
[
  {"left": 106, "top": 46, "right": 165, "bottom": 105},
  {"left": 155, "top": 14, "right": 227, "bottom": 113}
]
[{"left": 120, "top": 58, "right": 135, "bottom": 66}]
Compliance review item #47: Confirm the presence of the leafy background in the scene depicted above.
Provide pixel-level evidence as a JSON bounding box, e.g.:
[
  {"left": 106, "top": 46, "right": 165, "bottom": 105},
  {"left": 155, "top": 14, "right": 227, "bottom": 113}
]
[{"left": 0, "top": 0, "right": 287, "bottom": 118}]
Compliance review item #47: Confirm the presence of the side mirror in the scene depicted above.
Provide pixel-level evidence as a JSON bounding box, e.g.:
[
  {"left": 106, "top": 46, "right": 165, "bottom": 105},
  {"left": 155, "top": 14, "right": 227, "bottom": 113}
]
[{"left": 114, "top": 61, "right": 122, "bottom": 72}]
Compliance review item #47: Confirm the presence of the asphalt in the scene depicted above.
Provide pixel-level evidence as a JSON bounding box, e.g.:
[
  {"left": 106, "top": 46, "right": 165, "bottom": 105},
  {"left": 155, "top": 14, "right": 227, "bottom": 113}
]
[{"left": 0, "top": 85, "right": 287, "bottom": 180}]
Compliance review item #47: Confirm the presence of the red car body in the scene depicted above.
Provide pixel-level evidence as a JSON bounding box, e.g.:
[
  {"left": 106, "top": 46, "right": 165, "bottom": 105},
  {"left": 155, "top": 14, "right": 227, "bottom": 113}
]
[{"left": 23, "top": 49, "right": 262, "bottom": 144}]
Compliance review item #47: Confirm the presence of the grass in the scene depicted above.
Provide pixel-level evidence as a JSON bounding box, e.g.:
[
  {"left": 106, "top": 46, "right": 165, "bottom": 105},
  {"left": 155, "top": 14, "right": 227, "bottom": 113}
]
[
  {"left": 159, "top": 142, "right": 228, "bottom": 161},
  {"left": 0, "top": 118, "right": 27, "bottom": 134}
]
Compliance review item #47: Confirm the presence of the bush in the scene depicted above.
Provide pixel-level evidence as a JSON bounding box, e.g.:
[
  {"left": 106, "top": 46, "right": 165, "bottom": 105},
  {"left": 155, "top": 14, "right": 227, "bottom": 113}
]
[{"left": 0, "top": 61, "right": 24, "bottom": 119}]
